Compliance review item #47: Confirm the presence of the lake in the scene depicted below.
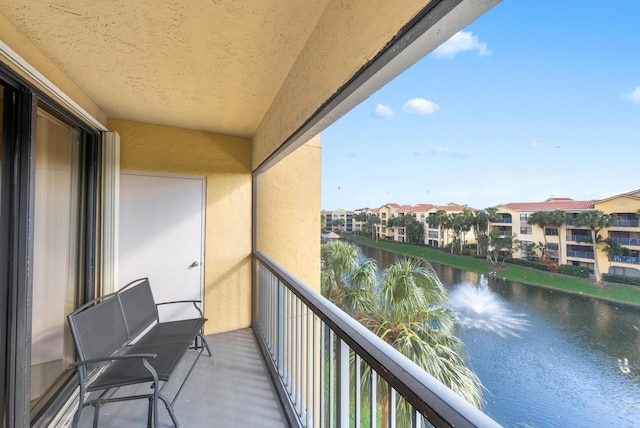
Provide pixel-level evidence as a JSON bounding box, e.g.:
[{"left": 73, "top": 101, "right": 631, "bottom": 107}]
[{"left": 358, "top": 244, "right": 640, "bottom": 427}]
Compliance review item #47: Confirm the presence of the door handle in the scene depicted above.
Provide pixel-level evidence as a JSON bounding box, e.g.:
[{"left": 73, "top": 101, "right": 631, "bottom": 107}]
[{"left": 190, "top": 261, "right": 200, "bottom": 268}]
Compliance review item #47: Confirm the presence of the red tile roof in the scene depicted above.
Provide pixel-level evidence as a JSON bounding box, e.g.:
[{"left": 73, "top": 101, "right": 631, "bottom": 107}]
[{"left": 500, "top": 198, "right": 596, "bottom": 212}]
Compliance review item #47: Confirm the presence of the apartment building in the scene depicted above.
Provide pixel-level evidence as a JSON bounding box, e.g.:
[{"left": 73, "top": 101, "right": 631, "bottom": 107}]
[
  {"left": 324, "top": 202, "right": 477, "bottom": 247},
  {"left": 492, "top": 198, "right": 598, "bottom": 267},
  {"left": 493, "top": 191, "right": 640, "bottom": 278},
  {"left": 595, "top": 190, "right": 640, "bottom": 278},
  {"left": 324, "top": 190, "right": 640, "bottom": 279}
]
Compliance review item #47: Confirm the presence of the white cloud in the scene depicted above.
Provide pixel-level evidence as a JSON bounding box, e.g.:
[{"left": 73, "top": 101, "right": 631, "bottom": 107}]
[
  {"left": 430, "top": 146, "right": 469, "bottom": 159},
  {"left": 622, "top": 87, "right": 640, "bottom": 103},
  {"left": 433, "top": 31, "right": 491, "bottom": 58},
  {"left": 373, "top": 103, "right": 394, "bottom": 117},
  {"left": 402, "top": 98, "right": 440, "bottom": 115}
]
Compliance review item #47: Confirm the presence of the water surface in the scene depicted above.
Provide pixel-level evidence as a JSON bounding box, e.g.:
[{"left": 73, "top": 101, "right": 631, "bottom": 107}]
[{"left": 358, "top": 244, "right": 640, "bottom": 427}]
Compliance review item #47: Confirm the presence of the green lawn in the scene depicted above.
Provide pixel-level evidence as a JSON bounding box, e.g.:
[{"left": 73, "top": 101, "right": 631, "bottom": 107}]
[{"left": 345, "top": 234, "right": 640, "bottom": 306}]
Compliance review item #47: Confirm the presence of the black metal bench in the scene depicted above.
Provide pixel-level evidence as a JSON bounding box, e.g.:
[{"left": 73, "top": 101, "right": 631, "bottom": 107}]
[{"left": 67, "top": 277, "right": 211, "bottom": 428}]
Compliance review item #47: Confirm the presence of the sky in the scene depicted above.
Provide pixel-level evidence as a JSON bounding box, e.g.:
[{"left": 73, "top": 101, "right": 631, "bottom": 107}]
[{"left": 320, "top": 0, "right": 640, "bottom": 212}]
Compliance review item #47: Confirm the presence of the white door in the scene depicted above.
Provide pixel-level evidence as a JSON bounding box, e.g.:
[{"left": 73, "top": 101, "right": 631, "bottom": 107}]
[{"left": 119, "top": 172, "right": 205, "bottom": 321}]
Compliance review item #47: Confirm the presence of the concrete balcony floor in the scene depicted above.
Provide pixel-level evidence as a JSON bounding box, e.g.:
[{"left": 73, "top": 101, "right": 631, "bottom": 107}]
[{"left": 73, "top": 328, "right": 289, "bottom": 427}]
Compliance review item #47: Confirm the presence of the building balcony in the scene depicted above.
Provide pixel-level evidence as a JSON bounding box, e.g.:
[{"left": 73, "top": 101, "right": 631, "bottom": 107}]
[
  {"left": 69, "top": 253, "right": 499, "bottom": 427},
  {"left": 568, "top": 234, "right": 591, "bottom": 243},
  {"left": 611, "top": 219, "right": 640, "bottom": 228},
  {"left": 610, "top": 237, "right": 640, "bottom": 246},
  {"left": 567, "top": 250, "right": 595, "bottom": 260},
  {"left": 610, "top": 256, "right": 640, "bottom": 265}
]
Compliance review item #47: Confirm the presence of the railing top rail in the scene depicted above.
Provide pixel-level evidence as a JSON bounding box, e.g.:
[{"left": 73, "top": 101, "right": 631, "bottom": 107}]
[{"left": 254, "top": 251, "right": 502, "bottom": 428}]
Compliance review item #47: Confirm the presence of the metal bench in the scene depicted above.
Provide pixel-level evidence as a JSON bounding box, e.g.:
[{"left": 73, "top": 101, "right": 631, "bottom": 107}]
[{"left": 67, "top": 277, "right": 211, "bottom": 428}]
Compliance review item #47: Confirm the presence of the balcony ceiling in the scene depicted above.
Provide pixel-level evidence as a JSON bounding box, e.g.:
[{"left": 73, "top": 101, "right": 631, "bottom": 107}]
[{"left": 0, "top": 0, "right": 332, "bottom": 137}]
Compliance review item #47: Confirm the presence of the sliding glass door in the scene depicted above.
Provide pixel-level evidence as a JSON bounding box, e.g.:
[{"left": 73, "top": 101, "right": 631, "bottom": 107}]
[
  {"left": 0, "top": 73, "right": 99, "bottom": 426},
  {"left": 29, "top": 108, "right": 84, "bottom": 412}
]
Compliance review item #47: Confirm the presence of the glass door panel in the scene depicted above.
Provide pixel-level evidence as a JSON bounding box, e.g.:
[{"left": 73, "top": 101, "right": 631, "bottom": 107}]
[{"left": 30, "top": 108, "right": 82, "bottom": 408}]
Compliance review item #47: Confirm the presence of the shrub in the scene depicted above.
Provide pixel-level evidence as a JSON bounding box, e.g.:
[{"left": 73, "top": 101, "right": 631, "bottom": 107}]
[
  {"left": 540, "top": 258, "right": 560, "bottom": 273},
  {"left": 559, "top": 265, "right": 590, "bottom": 278},
  {"left": 602, "top": 274, "right": 640, "bottom": 286}
]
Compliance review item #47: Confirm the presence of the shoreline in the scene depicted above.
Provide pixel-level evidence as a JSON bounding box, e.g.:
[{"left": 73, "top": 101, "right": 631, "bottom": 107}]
[{"left": 344, "top": 234, "right": 640, "bottom": 308}]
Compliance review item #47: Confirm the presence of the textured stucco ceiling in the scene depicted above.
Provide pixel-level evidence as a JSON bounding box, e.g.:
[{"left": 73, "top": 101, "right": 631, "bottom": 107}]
[{"left": 0, "top": 0, "right": 330, "bottom": 136}]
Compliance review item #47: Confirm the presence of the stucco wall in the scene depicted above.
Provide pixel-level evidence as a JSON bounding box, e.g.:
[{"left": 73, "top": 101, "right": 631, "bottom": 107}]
[
  {"left": 256, "top": 135, "right": 322, "bottom": 291},
  {"left": 108, "top": 118, "right": 252, "bottom": 334}
]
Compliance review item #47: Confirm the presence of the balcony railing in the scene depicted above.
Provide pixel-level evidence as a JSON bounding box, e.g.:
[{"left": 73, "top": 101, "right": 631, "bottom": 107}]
[
  {"left": 567, "top": 250, "right": 595, "bottom": 259},
  {"left": 253, "top": 252, "right": 500, "bottom": 428},
  {"left": 611, "top": 219, "right": 640, "bottom": 227},
  {"left": 568, "top": 235, "right": 591, "bottom": 243},
  {"left": 609, "top": 237, "right": 640, "bottom": 246},
  {"left": 610, "top": 255, "right": 640, "bottom": 265}
]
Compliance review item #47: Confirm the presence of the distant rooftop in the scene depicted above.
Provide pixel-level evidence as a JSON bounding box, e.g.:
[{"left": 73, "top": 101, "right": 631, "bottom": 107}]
[{"left": 499, "top": 198, "right": 597, "bottom": 212}]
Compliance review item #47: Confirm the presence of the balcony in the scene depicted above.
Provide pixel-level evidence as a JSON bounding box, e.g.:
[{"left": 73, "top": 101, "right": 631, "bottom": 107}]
[
  {"left": 610, "top": 237, "right": 640, "bottom": 246},
  {"left": 568, "top": 234, "right": 590, "bottom": 243},
  {"left": 567, "top": 250, "right": 595, "bottom": 260},
  {"left": 611, "top": 219, "right": 640, "bottom": 228},
  {"left": 610, "top": 256, "right": 640, "bottom": 265},
  {"left": 69, "top": 253, "right": 500, "bottom": 427}
]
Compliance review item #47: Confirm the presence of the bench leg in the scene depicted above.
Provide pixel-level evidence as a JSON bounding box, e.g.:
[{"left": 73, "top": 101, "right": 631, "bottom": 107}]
[
  {"left": 159, "top": 395, "right": 180, "bottom": 427},
  {"left": 147, "top": 397, "right": 154, "bottom": 428},
  {"left": 92, "top": 403, "right": 101, "bottom": 428},
  {"left": 196, "top": 333, "right": 212, "bottom": 357},
  {"left": 71, "top": 401, "right": 82, "bottom": 428}
]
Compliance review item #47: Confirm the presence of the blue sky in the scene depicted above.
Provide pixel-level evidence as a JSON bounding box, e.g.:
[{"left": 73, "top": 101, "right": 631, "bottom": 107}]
[{"left": 321, "top": 0, "right": 640, "bottom": 211}]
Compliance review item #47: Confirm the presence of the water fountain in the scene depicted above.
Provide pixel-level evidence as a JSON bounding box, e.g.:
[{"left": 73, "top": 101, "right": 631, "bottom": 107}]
[{"left": 448, "top": 275, "right": 529, "bottom": 338}]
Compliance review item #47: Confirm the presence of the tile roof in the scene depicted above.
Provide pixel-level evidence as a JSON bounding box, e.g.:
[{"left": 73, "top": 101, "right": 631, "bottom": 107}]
[
  {"left": 596, "top": 189, "right": 640, "bottom": 203},
  {"left": 500, "top": 198, "right": 597, "bottom": 212}
]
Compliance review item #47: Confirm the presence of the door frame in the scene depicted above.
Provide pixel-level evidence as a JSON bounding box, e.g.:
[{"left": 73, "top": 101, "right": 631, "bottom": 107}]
[{"left": 119, "top": 170, "right": 206, "bottom": 302}]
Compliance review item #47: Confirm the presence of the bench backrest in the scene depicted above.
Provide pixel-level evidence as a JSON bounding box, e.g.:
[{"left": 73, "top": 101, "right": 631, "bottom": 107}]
[
  {"left": 67, "top": 293, "right": 129, "bottom": 363},
  {"left": 118, "top": 278, "right": 159, "bottom": 340}
]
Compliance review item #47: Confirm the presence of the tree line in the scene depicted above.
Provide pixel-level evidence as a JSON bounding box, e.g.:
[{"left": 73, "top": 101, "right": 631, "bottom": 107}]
[{"left": 327, "top": 207, "right": 635, "bottom": 285}]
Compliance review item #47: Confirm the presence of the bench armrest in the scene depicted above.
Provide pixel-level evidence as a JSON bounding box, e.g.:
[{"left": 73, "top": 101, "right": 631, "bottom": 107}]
[
  {"left": 156, "top": 299, "right": 202, "bottom": 306},
  {"left": 71, "top": 353, "right": 157, "bottom": 367},
  {"left": 156, "top": 300, "right": 204, "bottom": 318}
]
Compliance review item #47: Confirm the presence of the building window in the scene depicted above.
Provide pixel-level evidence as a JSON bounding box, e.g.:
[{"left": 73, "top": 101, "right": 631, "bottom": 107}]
[
  {"left": 520, "top": 227, "right": 532, "bottom": 234},
  {"left": 546, "top": 243, "right": 559, "bottom": 251},
  {"left": 30, "top": 108, "right": 85, "bottom": 412},
  {"left": 520, "top": 213, "right": 530, "bottom": 222},
  {"left": 545, "top": 227, "right": 559, "bottom": 236}
]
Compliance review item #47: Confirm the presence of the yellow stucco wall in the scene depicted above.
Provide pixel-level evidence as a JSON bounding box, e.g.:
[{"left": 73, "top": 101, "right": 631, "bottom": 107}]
[
  {"left": 108, "top": 118, "right": 252, "bottom": 334},
  {"left": 255, "top": 135, "right": 322, "bottom": 291}
]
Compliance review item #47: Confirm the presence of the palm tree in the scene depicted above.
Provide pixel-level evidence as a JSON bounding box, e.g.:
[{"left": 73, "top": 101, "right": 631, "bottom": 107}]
[
  {"left": 320, "top": 240, "right": 377, "bottom": 311},
  {"left": 572, "top": 210, "right": 612, "bottom": 283},
  {"left": 331, "top": 218, "right": 345, "bottom": 232},
  {"left": 366, "top": 214, "right": 381, "bottom": 240},
  {"left": 528, "top": 211, "right": 550, "bottom": 255},
  {"left": 472, "top": 210, "right": 489, "bottom": 256},
  {"left": 358, "top": 258, "right": 484, "bottom": 425},
  {"left": 547, "top": 210, "right": 567, "bottom": 263},
  {"left": 432, "top": 209, "right": 449, "bottom": 249}
]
